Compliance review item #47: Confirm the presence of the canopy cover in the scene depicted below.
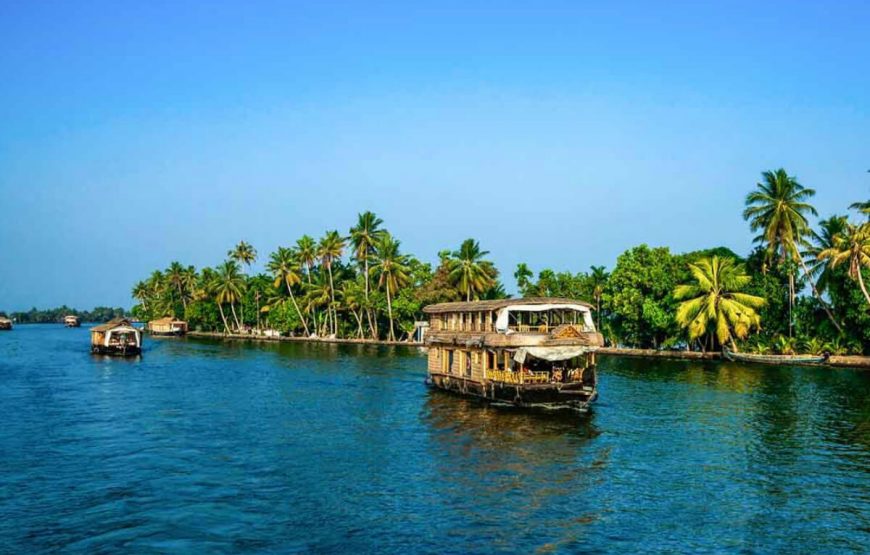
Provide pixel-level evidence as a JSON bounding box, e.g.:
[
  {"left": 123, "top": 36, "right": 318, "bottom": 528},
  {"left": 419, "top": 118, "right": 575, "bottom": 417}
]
[
  {"left": 495, "top": 303, "right": 594, "bottom": 332},
  {"left": 513, "top": 346, "right": 591, "bottom": 364}
]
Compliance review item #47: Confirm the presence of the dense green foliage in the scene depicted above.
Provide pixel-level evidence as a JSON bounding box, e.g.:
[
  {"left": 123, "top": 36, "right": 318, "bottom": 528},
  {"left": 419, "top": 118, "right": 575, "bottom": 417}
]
[
  {"left": 6, "top": 306, "right": 128, "bottom": 324},
  {"left": 128, "top": 169, "right": 870, "bottom": 353},
  {"left": 131, "top": 219, "right": 504, "bottom": 341}
]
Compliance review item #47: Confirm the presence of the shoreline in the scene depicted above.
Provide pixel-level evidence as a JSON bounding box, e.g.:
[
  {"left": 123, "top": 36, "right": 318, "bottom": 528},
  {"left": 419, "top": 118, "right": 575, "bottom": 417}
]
[{"left": 182, "top": 332, "right": 870, "bottom": 369}]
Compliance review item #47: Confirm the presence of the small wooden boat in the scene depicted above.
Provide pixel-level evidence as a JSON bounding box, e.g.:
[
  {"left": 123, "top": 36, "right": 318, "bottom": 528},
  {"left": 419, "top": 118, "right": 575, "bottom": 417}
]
[
  {"left": 146, "top": 317, "right": 188, "bottom": 336},
  {"left": 90, "top": 318, "right": 142, "bottom": 356},
  {"left": 424, "top": 297, "right": 604, "bottom": 412},
  {"left": 64, "top": 315, "right": 81, "bottom": 327},
  {"left": 0, "top": 317, "right": 12, "bottom": 331},
  {"left": 723, "top": 348, "right": 826, "bottom": 366}
]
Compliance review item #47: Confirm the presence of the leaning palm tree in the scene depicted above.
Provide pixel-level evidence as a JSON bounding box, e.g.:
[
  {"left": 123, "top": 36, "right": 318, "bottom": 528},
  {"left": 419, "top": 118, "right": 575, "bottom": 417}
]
[
  {"left": 589, "top": 265, "right": 609, "bottom": 330},
  {"left": 372, "top": 232, "right": 410, "bottom": 341},
  {"left": 447, "top": 239, "right": 497, "bottom": 301},
  {"left": 338, "top": 280, "right": 366, "bottom": 338},
  {"left": 674, "top": 256, "right": 766, "bottom": 351},
  {"left": 803, "top": 215, "right": 849, "bottom": 298},
  {"left": 743, "top": 168, "right": 826, "bottom": 335},
  {"left": 229, "top": 241, "right": 257, "bottom": 328},
  {"left": 211, "top": 260, "right": 247, "bottom": 332},
  {"left": 266, "top": 247, "right": 310, "bottom": 336},
  {"left": 349, "top": 211, "right": 384, "bottom": 338},
  {"left": 302, "top": 273, "right": 332, "bottom": 336},
  {"left": 131, "top": 281, "right": 150, "bottom": 313},
  {"left": 317, "top": 231, "right": 346, "bottom": 336},
  {"left": 818, "top": 222, "right": 870, "bottom": 306}
]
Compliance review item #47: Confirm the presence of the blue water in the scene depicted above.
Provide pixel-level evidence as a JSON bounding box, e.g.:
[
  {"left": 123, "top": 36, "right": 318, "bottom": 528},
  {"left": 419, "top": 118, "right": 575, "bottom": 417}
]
[{"left": 1, "top": 325, "right": 869, "bottom": 553}]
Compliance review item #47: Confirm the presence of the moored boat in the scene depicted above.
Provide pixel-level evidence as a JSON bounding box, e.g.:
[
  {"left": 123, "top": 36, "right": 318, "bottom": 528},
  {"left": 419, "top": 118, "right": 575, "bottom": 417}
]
[
  {"left": 0, "top": 317, "right": 12, "bottom": 330},
  {"left": 90, "top": 318, "right": 142, "bottom": 355},
  {"left": 423, "top": 297, "right": 604, "bottom": 412},
  {"left": 64, "top": 315, "right": 81, "bottom": 327},
  {"left": 146, "top": 317, "right": 188, "bottom": 336},
  {"left": 723, "top": 348, "right": 826, "bottom": 365}
]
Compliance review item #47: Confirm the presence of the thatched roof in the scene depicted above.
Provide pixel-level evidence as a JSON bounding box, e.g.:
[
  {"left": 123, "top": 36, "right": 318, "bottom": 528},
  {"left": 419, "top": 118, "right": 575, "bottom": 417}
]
[
  {"left": 149, "top": 317, "right": 186, "bottom": 325},
  {"left": 90, "top": 318, "right": 135, "bottom": 332},
  {"left": 422, "top": 297, "right": 593, "bottom": 314}
]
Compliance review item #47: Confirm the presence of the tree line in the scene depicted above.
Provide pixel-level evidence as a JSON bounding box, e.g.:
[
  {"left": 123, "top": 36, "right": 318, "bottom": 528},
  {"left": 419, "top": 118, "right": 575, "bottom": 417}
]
[
  {"left": 3, "top": 306, "right": 129, "bottom": 324},
  {"left": 131, "top": 169, "right": 870, "bottom": 354},
  {"left": 131, "top": 212, "right": 503, "bottom": 341}
]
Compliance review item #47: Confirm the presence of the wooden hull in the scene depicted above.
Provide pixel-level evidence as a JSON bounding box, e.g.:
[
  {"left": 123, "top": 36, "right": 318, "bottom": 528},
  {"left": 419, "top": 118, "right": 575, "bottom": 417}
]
[
  {"left": 91, "top": 345, "right": 141, "bottom": 356},
  {"left": 427, "top": 371, "right": 597, "bottom": 412},
  {"left": 65, "top": 323, "right": 80, "bottom": 328},
  {"left": 723, "top": 349, "right": 826, "bottom": 365},
  {"left": 149, "top": 330, "right": 185, "bottom": 337}
]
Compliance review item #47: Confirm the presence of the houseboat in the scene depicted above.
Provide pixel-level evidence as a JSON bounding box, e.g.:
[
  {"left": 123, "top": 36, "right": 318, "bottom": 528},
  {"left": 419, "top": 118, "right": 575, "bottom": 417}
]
[
  {"left": 423, "top": 297, "right": 604, "bottom": 412},
  {"left": 147, "top": 317, "right": 188, "bottom": 336},
  {"left": 90, "top": 318, "right": 142, "bottom": 355},
  {"left": 64, "top": 315, "right": 81, "bottom": 327},
  {"left": 0, "top": 317, "right": 12, "bottom": 331}
]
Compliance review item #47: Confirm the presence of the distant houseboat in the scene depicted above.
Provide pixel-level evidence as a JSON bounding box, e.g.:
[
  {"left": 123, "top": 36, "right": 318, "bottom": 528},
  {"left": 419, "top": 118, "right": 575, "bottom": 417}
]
[
  {"left": 0, "top": 317, "right": 12, "bottom": 331},
  {"left": 90, "top": 318, "right": 142, "bottom": 355},
  {"left": 147, "top": 317, "right": 188, "bottom": 336},
  {"left": 423, "top": 297, "right": 604, "bottom": 412},
  {"left": 64, "top": 315, "right": 81, "bottom": 327}
]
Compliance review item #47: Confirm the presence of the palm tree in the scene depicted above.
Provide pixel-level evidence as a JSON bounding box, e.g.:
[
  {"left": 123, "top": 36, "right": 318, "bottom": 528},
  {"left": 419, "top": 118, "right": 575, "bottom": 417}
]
[
  {"left": 211, "top": 260, "right": 246, "bottom": 332},
  {"left": 266, "top": 247, "right": 310, "bottom": 336},
  {"left": 349, "top": 211, "right": 384, "bottom": 338},
  {"left": 318, "top": 231, "right": 345, "bottom": 336},
  {"left": 804, "top": 215, "right": 849, "bottom": 297},
  {"left": 850, "top": 200, "right": 870, "bottom": 218},
  {"left": 674, "top": 256, "right": 766, "bottom": 351},
  {"left": 743, "top": 168, "right": 820, "bottom": 336},
  {"left": 818, "top": 222, "right": 870, "bottom": 306},
  {"left": 372, "top": 232, "right": 410, "bottom": 341},
  {"left": 302, "top": 273, "right": 332, "bottom": 336},
  {"left": 229, "top": 241, "right": 257, "bottom": 328},
  {"left": 447, "top": 239, "right": 497, "bottom": 301},
  {"left": 339, "top": 280, "right": 366, "bottom": 338},
  {"left": 514, "top": 263, "right": 534, "bottom": 295},
  {"left": 166, "top": 261, "right": 188, "bottom": 313},
  {"left": 589, "top": 265, "right": 609, "bottom": 330},
  {"left": 132, "top": 281, "right": 150, "bottom": 313}
]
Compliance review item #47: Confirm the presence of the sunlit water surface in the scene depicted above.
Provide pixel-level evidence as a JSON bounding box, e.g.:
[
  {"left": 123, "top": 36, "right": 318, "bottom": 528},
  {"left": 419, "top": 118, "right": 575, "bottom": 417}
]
[{"left": 1, "top": 325, "right": 869, "bottom": 553}]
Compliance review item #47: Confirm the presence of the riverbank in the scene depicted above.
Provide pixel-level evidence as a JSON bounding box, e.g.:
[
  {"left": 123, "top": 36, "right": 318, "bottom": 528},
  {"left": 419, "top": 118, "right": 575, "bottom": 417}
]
[
  {"left": 187, "top": 330, "right": 421, "bottom": 347},
  {"left": 182, "top": 332, "right": 870, "bottom": 368}
]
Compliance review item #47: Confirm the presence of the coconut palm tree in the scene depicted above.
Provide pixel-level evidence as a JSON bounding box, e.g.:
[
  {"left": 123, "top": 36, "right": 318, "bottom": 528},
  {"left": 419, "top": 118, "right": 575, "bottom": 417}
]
[
  {"left": 674, "top": 256, "right": 766, "bottom": 351},
  {"left": 266, "top": 247, "right": 310, "bottom": 336},
  {"left": 743, "top": 168, "right": 821, "bottom": 336},
  {"left": 514, "top": 263, "right": 534, "bottom": 295},
  {"left": 318, "top": 231, "right": 345, "bottom": 336},
  {"left": 132, "top": 281, "right": 150, "bottom": 313},
  {"left": 302, "top": 273, "right": 332, "bottom": 336},
  {"left": 804, "top": 215, "right": 849, "bottom": 297},
  {"left": 166, "top": 261, "right": 189, "bottom": 312},
  {"left": 447, "top": 239, "right": 497, "bottom": 302},
  {"left": 338, "top": 280, "right": 366, "bottom": 338},
  {"left": 349, "top": 211, "right": 383, "bottom": 338},
  {"left": 589, "top": 265, "right": 609, "bottom": 330},
  {"left": 372, "top": 232, "right": 410, "bottom": 341},
  {"left": 211, "top": 260, "right": 246, "bottom": 332},
  {"left": 229, "top": 241, "right": 257, "bottom": 328},
  {"left": 818, "top": 222, "right": 870, "bottom": 306}
]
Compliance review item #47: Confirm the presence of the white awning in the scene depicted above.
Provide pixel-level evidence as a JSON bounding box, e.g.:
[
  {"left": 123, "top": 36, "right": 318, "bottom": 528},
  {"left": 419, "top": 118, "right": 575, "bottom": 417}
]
[
  {"left": 495, "top": 303, "right": 594, "bottom": 332},
  {"left": 513, "top": 346, "right": 591, "bottom": 364}
]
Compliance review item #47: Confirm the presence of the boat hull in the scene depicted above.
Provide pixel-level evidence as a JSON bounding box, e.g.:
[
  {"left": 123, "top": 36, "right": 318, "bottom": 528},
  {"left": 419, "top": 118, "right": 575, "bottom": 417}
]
[
  {"left": 91, "top": 345, "right": 141, "bottom": 356},
  {"left": 427, "top": 372, "right": 597, "bottom": 412},
  {"left": 723, "top": 349, "right": 826, "bottom": 365},
  {"left": 149, "top": 330, "right": 185, "bottom": 337}
]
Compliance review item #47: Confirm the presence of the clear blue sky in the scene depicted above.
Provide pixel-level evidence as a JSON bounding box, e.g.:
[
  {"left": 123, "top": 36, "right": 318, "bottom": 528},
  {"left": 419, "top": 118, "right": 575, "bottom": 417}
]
[{"left": 1, "top": 1, "right": 868, "bottom": 311}]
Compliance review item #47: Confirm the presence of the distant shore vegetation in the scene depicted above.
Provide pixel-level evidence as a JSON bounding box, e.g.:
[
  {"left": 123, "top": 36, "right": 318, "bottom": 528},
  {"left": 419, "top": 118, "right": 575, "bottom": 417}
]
[
  {"left": 1, "top": 306, "right": 129, "bottom": 324},
  {"left": 130, "top": 169, "right": 870, "bottom": 355}
]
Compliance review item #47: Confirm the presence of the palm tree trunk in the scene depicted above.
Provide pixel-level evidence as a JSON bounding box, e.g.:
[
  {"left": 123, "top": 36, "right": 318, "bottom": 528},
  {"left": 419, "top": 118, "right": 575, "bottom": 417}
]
[
  {"left": 327, "top": 264, "right": 337, "bottom": 336},
  {"left": 230, "top": 302, "right": 241, "bottom": 331},
  {"left": 364, "top": 258, "right": 375, "bottom": 339},
  {"left": 797, "top": 258, "right": 843, "bottom": 333},
  {"left": 285, "top": 278, "right": 310, "bottom": 336},
  {"left": 855, "top": 266, "right": 870, "bottom": 307},
  {"left": 177, "top": 284, "right": 187, "bottom": 311},
  {"left": 788, "top": 272, "right": 795, "bottom": 338},
  {"left": 305, "top": 263, "right": 318, "bottom": 334},
  {"left": 217, "top": 303, "right": 230, "bottom": 334},
  {"left": 255, "top": 292, "right": 261, "bottom": 331},
  {"left": 596, "top": 296, "right": 601, "bottom": 330},
  {"left": 386, "top": 285, "right": 395, "bottom": 341},
  {"left": 353, "top": 309, "right": 364, "bottom": 338}
]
